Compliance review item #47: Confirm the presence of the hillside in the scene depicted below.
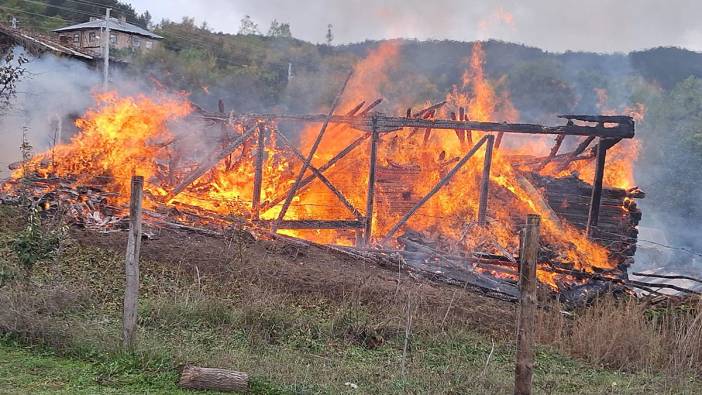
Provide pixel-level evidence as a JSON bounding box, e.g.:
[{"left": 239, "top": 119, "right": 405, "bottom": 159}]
[{"left": 1, "top": 205, "right": 700, "bottom": 393}]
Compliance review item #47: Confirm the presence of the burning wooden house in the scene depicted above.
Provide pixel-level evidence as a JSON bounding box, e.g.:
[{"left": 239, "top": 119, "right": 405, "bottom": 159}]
[{"left": 0, "top": 43, "right": 655, "bottom": 302}]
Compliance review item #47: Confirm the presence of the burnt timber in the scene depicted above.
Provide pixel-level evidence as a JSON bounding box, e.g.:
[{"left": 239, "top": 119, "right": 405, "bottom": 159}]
[
  {"left": 192, "top": 109, "right": 636, "bottom": 248},
  {"left": 200, "top": 113, "right": 635, "bottom": 139}
]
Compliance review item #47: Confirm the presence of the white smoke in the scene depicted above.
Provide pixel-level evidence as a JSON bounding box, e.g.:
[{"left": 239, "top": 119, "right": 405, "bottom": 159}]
[{"left": 0, "top": 48, "right": 101, "bottom": 177}]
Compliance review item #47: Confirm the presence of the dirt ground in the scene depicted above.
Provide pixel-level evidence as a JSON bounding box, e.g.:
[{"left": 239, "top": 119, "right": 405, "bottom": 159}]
[{"left": 72, "top": 223, "right": 516, "bottom": 335}]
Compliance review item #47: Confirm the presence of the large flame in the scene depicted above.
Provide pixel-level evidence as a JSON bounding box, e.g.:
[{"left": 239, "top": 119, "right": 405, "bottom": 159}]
[{"left": 13, "top": 42, "right": 641, "bottom": 288}]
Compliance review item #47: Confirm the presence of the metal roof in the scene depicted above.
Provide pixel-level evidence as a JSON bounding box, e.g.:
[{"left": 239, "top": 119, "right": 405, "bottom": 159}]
[{"left": 53, "top": 18, "right": 163, "bottom": 40}]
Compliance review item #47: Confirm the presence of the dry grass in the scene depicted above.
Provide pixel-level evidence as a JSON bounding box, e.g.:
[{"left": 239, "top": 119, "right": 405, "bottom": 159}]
[
  {"left": 0, "top": 285, "right": 91, "bottom": 348},
  {"left": 537, "top": 295, "right": 702, "bottom": 378},
  {"left": 1, "top": 205, "right": 702, "bottom": 392}
]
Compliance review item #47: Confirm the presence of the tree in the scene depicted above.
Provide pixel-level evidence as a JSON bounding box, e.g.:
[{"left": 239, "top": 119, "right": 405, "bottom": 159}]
[
  {"left": 137, "top": 10, "right": 152, "bottom": 29},
  {"left": 326, "top": 24, "right": 334, "bottom": 45},
  {"left": 238, "top": 15, "right": 260, "bottom": 35},
  {"left": 267, "top": 19, "right": 291, "bottom": 38},
  {"left": 507, "top": 59, "right": 576, "bottom": 120},
  {"left": 0, "top": 51, "right": 28, "bottom": 114},
  {"left": 638, "top": 77, "right": 702, "bottom": 251}
]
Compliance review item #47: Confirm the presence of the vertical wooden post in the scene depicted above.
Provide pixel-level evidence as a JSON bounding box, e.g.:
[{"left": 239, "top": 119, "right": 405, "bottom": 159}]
[
  {"left": 363, "top": 116, "right": 379, "bottom": 246},
  {"left": 515, "top": 214, "right": 540, "bottom": 395},
  {"left": 252, "top": 124, "right": 266, "bottom": 220},
  {"left": 586, "top": 140, "right": 607, "bottom": 237},
  {"left": 123, "top": 175, "right": 143, "bottom": 351},
  {"left": 477, "top": 135, "right": 495, "bottom": 225}
]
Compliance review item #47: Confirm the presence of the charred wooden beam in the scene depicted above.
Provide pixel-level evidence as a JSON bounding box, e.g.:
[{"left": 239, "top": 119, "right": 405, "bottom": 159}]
[
  {"left": 252, "top": 124, "right": 266, "bottom": 219},
  {"left": 258, "top": 220, "right": 364, "bottom": 229},
  {"left": 274, "top": 130, "right": 363, "bottom": 220},
  {"left": 495, "top": 132, "right": 504, "bottom": 150},
  {"left": 554, "top": 136, "right": 597, "bottom": 172},
  {"left": 199, "top": 113, "right": 635, "bottom": 138},
  {"left": 273, "top": 72, "right": 353, "bottom": 231},
  {"left": 413, "top": 101, "right": 447, "bottom": 118},
  {"left": 477, "top": 135, "right": 495, "bottom": 225},
  {"left": 586, "top": 140, "right": 608, "bottom": 237},
  {"left": 261, "top": 134, "right": 369, "bottom": 213},
  {"left": 171, "top": 123, "right": 258, "bottom": 198},
  {"left": 536, "top": 135, "right": 566, "bottom": 171},
  {"left": 558, "top": 114, "right": 635, "bottom": 125},
  {"left": 364, "top": 117, "right": 380, "bottom": 246},
  {"left": 359, "top": 98, "right": 383, "bottom": 115},
  {"left": 631, "top": 272, "right": 702, "bottom": 284},
  {"left": 347, "top": 101, "right": 366, "bottom": 116},
  {"left": 381, "top": 135, "right": 491, "bottom": 244}
]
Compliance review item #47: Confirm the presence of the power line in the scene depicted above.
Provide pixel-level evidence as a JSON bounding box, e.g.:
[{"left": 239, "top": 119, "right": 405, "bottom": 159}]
[
  {"left": 16, "top": 0, "right": 103, "bottom": 19},
  {"left": 54, "top": 0, "right": 108, "bottom": 10},
  {"left": 0, "top": 4, "right": 73, "bottom": 23}
]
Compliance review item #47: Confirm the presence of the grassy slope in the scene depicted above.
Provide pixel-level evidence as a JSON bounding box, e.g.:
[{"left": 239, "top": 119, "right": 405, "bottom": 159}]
[{"left": 0, "top": 205, "right": 699, "bottom": 394}]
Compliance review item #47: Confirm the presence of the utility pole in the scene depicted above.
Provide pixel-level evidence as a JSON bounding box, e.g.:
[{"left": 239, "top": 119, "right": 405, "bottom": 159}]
[{"left": 103, "top": 8, "right": 111, "bottom": 90}]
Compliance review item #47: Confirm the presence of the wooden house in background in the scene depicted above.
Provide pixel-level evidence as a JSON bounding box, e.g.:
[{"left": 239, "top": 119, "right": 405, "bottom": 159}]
[{"left": 53, "top": 17, "right": 162, "bottom": 57}]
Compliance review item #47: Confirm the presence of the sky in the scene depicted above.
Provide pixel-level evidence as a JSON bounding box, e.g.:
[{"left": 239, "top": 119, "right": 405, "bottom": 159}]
[{"left": 127, "top": 0, "right": 702, "bottom": 53}]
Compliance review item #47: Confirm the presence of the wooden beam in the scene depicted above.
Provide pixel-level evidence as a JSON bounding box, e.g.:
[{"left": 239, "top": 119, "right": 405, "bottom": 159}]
[
  {"left": 554, "top": 136, "right": 596, "bottom": 172},
  {"left": 364, "top": 117, "right": 380, "bottom": 246},
  {"left": 261, "top": 134, "right": 369, "bottom": 213},
  {"left": 536, "top": 135, "right": 566, "bottom": 171},
  {"left": 273, "top": 71, "right": 353, "bottom": 231},
  {"left": 478, "top": 135, "right": 495, "bottom": 225},
  {"left": 198, "top": 113, "right": 635, "bottom": 138},
  {"left": 381, "top": 135, "right": 490, "bottom": 244},
  {"left": 586, "top": 140, "right": 608, "bottom": 237},
  {"left": 258, "top": 219, "right": 364, "bottom": 229},
  {"left": 171, "top": 123, "right": 258, "bottom": 198},
  {"left": 274, "top": 129, "right": 363, "bottom": 220},
  {"left": 252, "top": 124, "right": 266, "bottom": 219}
]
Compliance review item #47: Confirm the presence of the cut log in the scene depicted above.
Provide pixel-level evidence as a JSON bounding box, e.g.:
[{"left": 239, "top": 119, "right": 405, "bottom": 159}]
[{"left": 178, "top": 365, "right": 249, "bottom": 392}]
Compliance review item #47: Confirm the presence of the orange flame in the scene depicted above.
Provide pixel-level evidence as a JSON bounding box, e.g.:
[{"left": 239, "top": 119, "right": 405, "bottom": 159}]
[{"left": 13, "top": 42, "right": 638, "bottom": 289}]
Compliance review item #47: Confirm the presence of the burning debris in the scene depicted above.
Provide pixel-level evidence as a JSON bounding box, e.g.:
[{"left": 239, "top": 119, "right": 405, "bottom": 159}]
[{"left": 3, "top": 42, "right": 684, "bottom": 303}]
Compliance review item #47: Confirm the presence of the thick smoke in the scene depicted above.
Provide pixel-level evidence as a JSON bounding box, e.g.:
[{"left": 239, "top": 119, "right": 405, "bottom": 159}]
[
  {"left": 0, "top": 48, "right": 211, "bottom": 178},
  {"left": 0, "top": 48, "right": 101, "bottom": 177}
]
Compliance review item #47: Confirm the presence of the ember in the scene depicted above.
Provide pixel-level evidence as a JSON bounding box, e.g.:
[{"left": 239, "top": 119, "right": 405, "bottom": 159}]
[{"left": 1, "top": 43, "right": 645, "bottom": 297}]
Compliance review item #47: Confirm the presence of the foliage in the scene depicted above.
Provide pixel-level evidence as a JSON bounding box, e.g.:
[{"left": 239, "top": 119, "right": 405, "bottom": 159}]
[
  {"left": 631, "top": 47, "right": 702, "bottom": 90},
  {"left": 507, "top": 59, "right": 576, "bottom": 120},
  {"left": 0, "top": 50, "right": 28, "bottom": 113},
  {"left": 637, "top": 76, "right": 702, "bottom": 250},
  {"left": 267, "top": 19, "right": 291, "bottom": 38},
  {"left": 0, "top": 0, "right": 149, "bottom": 31},
  {"left": 238, "top": 14, "right": 260, "bottom": 35},
  {"left": 11, "top": 207, "right": 64, "bottom": 279}
]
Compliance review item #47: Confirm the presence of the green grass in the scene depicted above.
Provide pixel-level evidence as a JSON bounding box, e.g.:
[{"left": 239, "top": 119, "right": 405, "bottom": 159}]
[
  {"left": 0, "top": 205, "right": 701, "bottom": 394},
  {"left": 0, "top": 342, "right": 192, "bottom": 394}
]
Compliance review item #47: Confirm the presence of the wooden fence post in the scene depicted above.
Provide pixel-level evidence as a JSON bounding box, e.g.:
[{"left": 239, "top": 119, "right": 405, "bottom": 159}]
[
  {"left": 514, "top": 214, "right": 540, "bottom": 395},
  {"left": 123, "top": 175, "right": 143, "bottom": 350}
]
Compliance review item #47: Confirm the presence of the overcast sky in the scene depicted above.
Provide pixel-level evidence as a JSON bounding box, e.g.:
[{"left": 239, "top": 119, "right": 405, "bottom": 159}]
[{"left": 127, "top": 0, "right": 702, "bottom": 53}]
